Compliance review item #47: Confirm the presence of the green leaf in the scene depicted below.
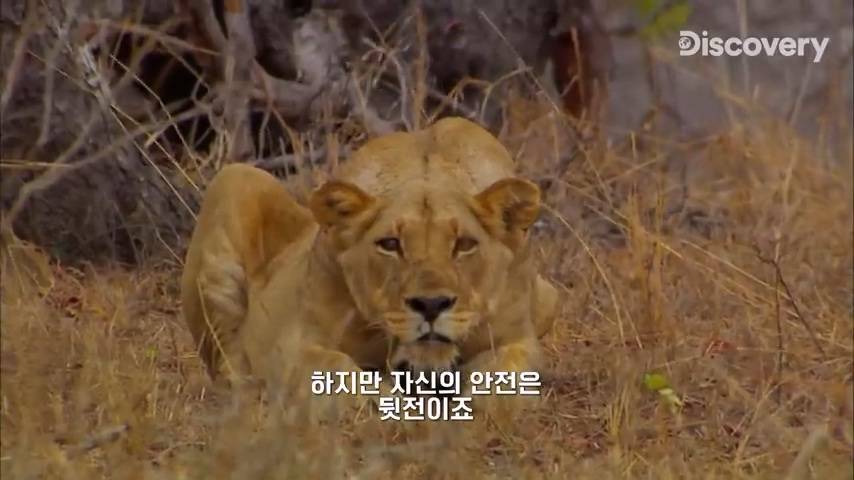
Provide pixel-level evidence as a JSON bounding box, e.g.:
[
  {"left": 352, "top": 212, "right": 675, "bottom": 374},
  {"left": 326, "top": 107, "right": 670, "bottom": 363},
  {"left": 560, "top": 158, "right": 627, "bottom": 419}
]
[
  {"left": 639, "top": 1, "right": 693, "bottom": 40},
  {"left": 145, "top": 346, "right": 158, "bottom": 361},
  {"left": 643, "top": 372, "right": 670, "bottom": 391},
  {"left": 659, "top": 388, "right": 684, "bottom": 405},
  {"left": 635, "top": 0, "right": 661, "bottom": 16},
  {"left": 655, "top": 2, "right": 692, "bottom": 33},
  {"left": 644, "top": 373, "right": 684, "bottom": 413}
]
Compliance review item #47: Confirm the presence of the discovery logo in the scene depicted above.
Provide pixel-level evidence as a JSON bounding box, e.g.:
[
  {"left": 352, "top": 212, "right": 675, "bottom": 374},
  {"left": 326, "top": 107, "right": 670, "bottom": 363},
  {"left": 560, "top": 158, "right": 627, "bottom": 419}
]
[{"left": 679, "top": 30, "right": 830, "bottom": 63}]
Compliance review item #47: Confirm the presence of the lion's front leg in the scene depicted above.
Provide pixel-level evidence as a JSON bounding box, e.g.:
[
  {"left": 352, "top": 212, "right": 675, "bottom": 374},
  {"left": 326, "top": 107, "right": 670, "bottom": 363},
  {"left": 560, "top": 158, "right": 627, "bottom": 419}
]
[
  {"left": 462, "top": 337, "right": 541, "bottom": 374},
  {"left": 460, "top": 337, "right": 543, "bottom": 422},
  {"left": 301, "top": 344, "right": 365, "bottom": 373},
  {"left": 273, "top": 344, "right": 393, "bottom": 419}
]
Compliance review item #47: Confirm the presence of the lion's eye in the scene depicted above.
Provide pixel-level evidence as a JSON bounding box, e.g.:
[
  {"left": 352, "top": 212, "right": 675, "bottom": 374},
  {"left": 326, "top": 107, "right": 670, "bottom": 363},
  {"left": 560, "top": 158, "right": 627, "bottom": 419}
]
[
  {"left": 454, "top": 236, "right": 479, "bottom": 256},
  {"left": 375, "top": 237, "right": 402, "bottom": 255}
]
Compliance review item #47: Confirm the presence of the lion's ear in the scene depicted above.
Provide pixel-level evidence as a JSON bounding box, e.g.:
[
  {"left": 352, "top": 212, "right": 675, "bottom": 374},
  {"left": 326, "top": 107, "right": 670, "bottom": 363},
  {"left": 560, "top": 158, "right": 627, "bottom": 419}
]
[
  {"left": 474, "top": 178, "right": 541, "bottom": 247},
  {"left": 309, "top": 181, "right": 375, "bottom": 227}
]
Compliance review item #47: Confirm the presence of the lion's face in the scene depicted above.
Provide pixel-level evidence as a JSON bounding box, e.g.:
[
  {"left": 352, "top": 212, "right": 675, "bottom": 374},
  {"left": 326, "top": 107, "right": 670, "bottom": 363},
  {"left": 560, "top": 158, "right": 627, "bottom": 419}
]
[{"left": 309, "top": 178, "right": 541, "bottom": 371}]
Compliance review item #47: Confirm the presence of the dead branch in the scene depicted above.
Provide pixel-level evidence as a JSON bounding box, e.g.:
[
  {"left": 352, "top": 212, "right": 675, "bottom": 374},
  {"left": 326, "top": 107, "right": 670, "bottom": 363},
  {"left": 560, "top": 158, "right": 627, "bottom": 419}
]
[
  {"left": 5, "top": 105, "right": 205, "bottom": 229},
  {"left": 62, "top": 424, "right": 130, "bottom": 458},
  {"left": 248, "top": 145, "right": 351, "bottom": 173},
  {"left": 0, "top": 0, "right": 40, "bottom": 116},
  {"left": 249, "top": 65, "right": 322, "bottom": 116},
  {"left": 178, "top": 0, "right": 355, "bottom": 150},
  {"left": 220, "top": 0, "right": 257, "bottom": 160},
  {"left": 181, "top": 0, "right": 228, "bottom": 55},
  {"left": 346, "top": 77, "right": 396, "bottom": 136},
  {"left": 755, "top": 245, "right": 827, "bottom": 361}
]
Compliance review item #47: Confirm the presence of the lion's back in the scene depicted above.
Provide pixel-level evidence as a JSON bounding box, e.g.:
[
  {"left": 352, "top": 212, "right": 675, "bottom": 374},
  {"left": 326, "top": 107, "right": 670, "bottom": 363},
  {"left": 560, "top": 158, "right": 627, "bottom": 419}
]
[{"left": 338, "top": 117, "right": 517, "bottom": 196}]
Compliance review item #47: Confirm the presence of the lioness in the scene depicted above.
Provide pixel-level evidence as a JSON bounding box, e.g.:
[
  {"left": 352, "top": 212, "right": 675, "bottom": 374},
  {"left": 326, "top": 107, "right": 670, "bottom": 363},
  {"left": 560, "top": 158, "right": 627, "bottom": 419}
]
[{"left": 181, "top": 117, "right": 559, "bottom": 401}]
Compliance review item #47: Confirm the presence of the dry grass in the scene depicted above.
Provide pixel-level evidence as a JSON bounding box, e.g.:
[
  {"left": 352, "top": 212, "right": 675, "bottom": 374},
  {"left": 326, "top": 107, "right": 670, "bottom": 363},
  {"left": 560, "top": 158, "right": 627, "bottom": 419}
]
[
  {"left": 3, "top": 99, "right": 851, "bottom": 478},
  {"left": 2, "top": 9, "right": 853, "bottom": 479}
]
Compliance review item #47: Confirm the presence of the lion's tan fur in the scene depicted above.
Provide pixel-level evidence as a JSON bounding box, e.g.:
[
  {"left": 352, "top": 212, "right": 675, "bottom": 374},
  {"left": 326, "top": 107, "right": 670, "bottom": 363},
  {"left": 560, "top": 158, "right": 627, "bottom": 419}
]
[{"left": 181, "top": 117, "right": 559, "bottom": 395}]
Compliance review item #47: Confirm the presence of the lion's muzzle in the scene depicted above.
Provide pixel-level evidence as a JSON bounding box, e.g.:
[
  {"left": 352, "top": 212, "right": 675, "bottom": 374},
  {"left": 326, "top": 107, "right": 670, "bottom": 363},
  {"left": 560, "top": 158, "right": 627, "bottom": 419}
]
[
  {"left": 416, "top": 331, "right": 453, "bottom": 344},
  {"left": 405, "top": 295, "right": 456, "bottom": 322}
]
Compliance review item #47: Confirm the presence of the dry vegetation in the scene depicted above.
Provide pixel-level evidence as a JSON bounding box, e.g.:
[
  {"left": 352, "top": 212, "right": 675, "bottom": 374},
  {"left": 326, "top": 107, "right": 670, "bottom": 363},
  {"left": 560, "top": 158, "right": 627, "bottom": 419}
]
[{"left": 1, "top": 3, "right": 853, "bottom": 480}]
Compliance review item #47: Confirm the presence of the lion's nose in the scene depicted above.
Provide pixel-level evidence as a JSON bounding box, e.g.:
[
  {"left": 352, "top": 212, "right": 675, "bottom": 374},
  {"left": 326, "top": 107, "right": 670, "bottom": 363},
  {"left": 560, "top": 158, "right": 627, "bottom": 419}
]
[{"left": 406, "top": 296, "right": 456, "bottom": 322}]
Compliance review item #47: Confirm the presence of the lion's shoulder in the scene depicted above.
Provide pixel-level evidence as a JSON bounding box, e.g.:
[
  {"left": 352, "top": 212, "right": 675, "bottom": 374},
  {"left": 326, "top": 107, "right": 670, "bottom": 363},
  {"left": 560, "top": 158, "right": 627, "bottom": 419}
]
[{"left": 181, "top": 163, "right": 318, "bottom": 378}]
